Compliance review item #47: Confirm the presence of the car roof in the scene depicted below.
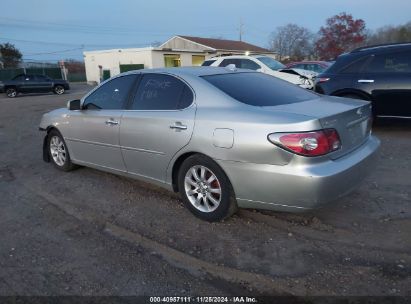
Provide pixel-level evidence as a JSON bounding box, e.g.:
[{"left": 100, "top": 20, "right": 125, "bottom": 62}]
[
  {"left": 121, "top": 66, "right": 255, "bottom": 77},
  {"left": 350, "top": 42, "right": 411, "bottom": 53},
  {"left": 288, "top": 61, "right": 330, "bottom": 65},
  {"left": 209, "top": 55, "right": 269, "bottom": 60},
  {"left": 322, "top": 43, "right": 411, "bottom": 74}
]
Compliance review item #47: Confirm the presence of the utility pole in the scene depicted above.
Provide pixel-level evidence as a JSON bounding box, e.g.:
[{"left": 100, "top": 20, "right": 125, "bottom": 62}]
[{"left": 238, "top": 19, "right": 244, "bottom": 41}]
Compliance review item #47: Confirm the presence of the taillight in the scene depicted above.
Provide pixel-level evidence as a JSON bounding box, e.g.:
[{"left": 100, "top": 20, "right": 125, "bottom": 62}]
[
  {"left": 268, "top": 129, "right": 341, "bottom": 157},
  {"left": 316, "top": 77, "right": 330, "bottom": 83}
]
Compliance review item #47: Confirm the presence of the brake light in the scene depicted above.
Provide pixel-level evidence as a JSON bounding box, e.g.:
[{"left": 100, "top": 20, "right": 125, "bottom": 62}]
[
  {"left": 317, "top": 77, "right": 330, "bottom": 83},
  {"left": 268, "top": 129, "right": 341, "bottom": 157}
]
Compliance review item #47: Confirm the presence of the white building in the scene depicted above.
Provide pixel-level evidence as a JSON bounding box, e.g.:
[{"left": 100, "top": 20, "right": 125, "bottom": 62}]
[{"left": 83, "top": 35, "right": 275, "bottom": 83}]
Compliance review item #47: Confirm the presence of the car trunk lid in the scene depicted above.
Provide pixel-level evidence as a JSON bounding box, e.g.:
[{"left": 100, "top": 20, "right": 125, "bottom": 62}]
[{"left": 265, "top": 96, "right": 373, "bottom": 159}]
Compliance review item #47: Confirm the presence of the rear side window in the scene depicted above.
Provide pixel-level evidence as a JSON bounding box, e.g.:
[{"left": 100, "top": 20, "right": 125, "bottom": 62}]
[
  {"left": 83, "top": 75, "right": 137, "bottom": 110},
  {"left": 340, "top": 56, "right": 370, "bottom": 74},
  {"left": 203, "top": 72, "right": 316, "bottom": 107},
  {"left": 131, "top": 74, "right": 193, "bottom": 110},
  {"left": 219, "top": 59, "right": 240, "bottom": 67},
  {"left": 239, "top": 59, "right": 260, "bottom": 70},
  {"left": 364, "top": 51, "right": 411, "bottom": 73},
  {"left": 219, "top": 59, "right": 261, "bottom": 70},
  {"left": 201, "top": 60, "right": 216, "bottom": 66}
]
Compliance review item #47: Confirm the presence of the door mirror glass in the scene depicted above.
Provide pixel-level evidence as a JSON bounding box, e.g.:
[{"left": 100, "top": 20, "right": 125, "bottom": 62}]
[{"left": 67, "top": 99, "right": 81, "bottom": 110}]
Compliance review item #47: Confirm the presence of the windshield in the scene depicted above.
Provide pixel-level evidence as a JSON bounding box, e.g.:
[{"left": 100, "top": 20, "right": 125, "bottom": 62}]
[{"left": 256, "top": 56, "right": 285, "bottom": 71}]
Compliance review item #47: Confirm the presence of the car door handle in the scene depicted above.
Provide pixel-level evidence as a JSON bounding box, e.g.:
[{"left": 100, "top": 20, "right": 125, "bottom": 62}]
[
  {"left": 358, "top": 79, "right": 374, "bottom": 83},
  {"left": 105, "top": 119, "right": 119, "bottom": 126},
  {"left": 170, "top": 122, "right": 187, "bottom": 130}
]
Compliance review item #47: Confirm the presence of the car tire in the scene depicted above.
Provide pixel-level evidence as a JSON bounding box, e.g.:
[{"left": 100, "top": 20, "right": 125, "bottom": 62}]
[
  {"left": 6, "top": 87, "right": 17, "bottom": 98},
  {"left": 47, "top": 129, "right": 76, "bottom": 171},
  {"left": 178, "top": 154, "right": 237, "bottom": 222},
  {"left": 54, "top": 85, "right": 65, "bottom": 95}
]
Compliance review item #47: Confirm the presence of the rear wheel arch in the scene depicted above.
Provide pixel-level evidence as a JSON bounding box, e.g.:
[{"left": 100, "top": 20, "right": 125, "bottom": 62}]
[
  {"left": 332, "top": 90, "right": 376, "bottom": 117},
  {"left": 332, "top": 89, "right": 372, "bottom": 101},
  {"left": 171, "top": 152, "right": 199, "bottom": 192},
  {"left": 176, "top": 153, "right": 237, "bottom": 221},
  {"left": 171, "top": 152, "right": 234, "bottom": 194}
]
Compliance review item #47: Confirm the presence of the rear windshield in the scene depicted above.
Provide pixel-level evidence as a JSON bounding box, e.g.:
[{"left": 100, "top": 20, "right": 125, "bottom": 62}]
[{"left": 202, "top": 72, "right": 317, "bottom": 107}]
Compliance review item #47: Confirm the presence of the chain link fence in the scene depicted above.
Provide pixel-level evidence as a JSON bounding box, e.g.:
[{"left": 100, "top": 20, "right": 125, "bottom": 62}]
[{"left": 0, "top": 62, "right": 86, "bottom": 82}]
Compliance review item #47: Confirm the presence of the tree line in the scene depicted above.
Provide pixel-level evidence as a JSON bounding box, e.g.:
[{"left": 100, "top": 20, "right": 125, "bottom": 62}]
[{"left": 269, "top": 12, "right": 411, "bottom": 62}]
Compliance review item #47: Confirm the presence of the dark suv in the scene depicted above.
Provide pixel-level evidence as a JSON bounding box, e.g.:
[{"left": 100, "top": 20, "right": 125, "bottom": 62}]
[
  {"left": 315, "top": 43, "right": 411, "bottom": 117},
  {"left": 0, "top": 74, "right": 70, "bottom": 98}
]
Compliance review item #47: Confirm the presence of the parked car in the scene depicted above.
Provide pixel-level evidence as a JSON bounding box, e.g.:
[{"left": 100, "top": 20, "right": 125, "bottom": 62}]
[
  {"left": 0, "top": 74, "right": 70, "bottom": 98},
  {"left": 286, "top": 61, "right": 333, "bottom": 74},
  {"left": 315, "top": 43, "right": 411, "bottom": 117},
  {"left": 39, "top": 67, "right": 379, "bottom": 221},
  {"left": 202, "top": 55, "right": 316, "bottom": 89}
]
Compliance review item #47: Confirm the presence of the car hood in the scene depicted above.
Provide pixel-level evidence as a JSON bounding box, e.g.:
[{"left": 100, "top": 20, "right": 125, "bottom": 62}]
[{"left": 279, "top": 68, "right": 318, "bottom": 79}]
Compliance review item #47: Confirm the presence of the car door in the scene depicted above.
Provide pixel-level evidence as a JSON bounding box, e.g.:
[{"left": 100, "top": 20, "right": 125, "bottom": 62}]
[
  {"left": 120, "top": 73, "right": 195, "bottom": 182},
  {"left": 35, "top": 75, "right": 54, "bottom": 92},
  {"left": 19, "top": 75, "right": 41, "bottom": 92},
  {"left": 358, "top": 50, "right": 411, "bottom": 117},
  {"left": 66, "top": 74, "right": 138, "bottom": 171}
]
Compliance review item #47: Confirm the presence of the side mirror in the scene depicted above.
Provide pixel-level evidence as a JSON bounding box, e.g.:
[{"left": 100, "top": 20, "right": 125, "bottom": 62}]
[{"left": 67, "top": 99, "right": 81, "bottom": 110}]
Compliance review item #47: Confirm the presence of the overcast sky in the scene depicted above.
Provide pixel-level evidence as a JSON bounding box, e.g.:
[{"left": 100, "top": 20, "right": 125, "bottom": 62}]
[{"left": 1, "top": 0, "right": 410, "bottom": 61}]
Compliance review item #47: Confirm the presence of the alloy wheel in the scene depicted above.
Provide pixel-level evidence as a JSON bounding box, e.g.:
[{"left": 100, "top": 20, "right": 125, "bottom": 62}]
[
  {"left": 184, "top": 165, "right": 222, "bottom": 213},
  {"left": 49, "top": 136, "right": 66, "bottom": 166},
  {"left": 55, "top": 86, "right": 65, "bottom": 95},
  {"left": 6, "top": 89, "right": 17, "bottom": 98}
]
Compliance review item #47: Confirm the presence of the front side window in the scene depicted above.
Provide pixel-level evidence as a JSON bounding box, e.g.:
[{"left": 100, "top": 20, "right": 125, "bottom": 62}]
[
  {"left": 131, "top": 74, "right": 193, "bottom": 110},
  {"left": 83, "top": 75, "right": 137, "bottom": 110},
  {"left": 364, "top": 51, "right": 411, "bottom": 73},
  {"left": 203, "top": 72, "right": 316, "bottom": 107}
]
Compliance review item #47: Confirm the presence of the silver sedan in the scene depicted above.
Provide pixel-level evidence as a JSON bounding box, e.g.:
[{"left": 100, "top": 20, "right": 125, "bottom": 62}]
[{"left": 39, "top": 67, "right": 380, "bottom": 221}]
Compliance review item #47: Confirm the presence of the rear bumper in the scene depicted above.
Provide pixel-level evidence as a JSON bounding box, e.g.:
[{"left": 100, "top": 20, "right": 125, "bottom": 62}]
[{"left": 216, "top": 135, "right": 380, "bottom": 212}]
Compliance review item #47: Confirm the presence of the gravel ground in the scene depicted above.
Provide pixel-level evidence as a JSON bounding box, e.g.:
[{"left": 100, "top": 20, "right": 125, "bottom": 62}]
[{"left": 0, "top": 84, "right": 410, "bottom": 297}]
